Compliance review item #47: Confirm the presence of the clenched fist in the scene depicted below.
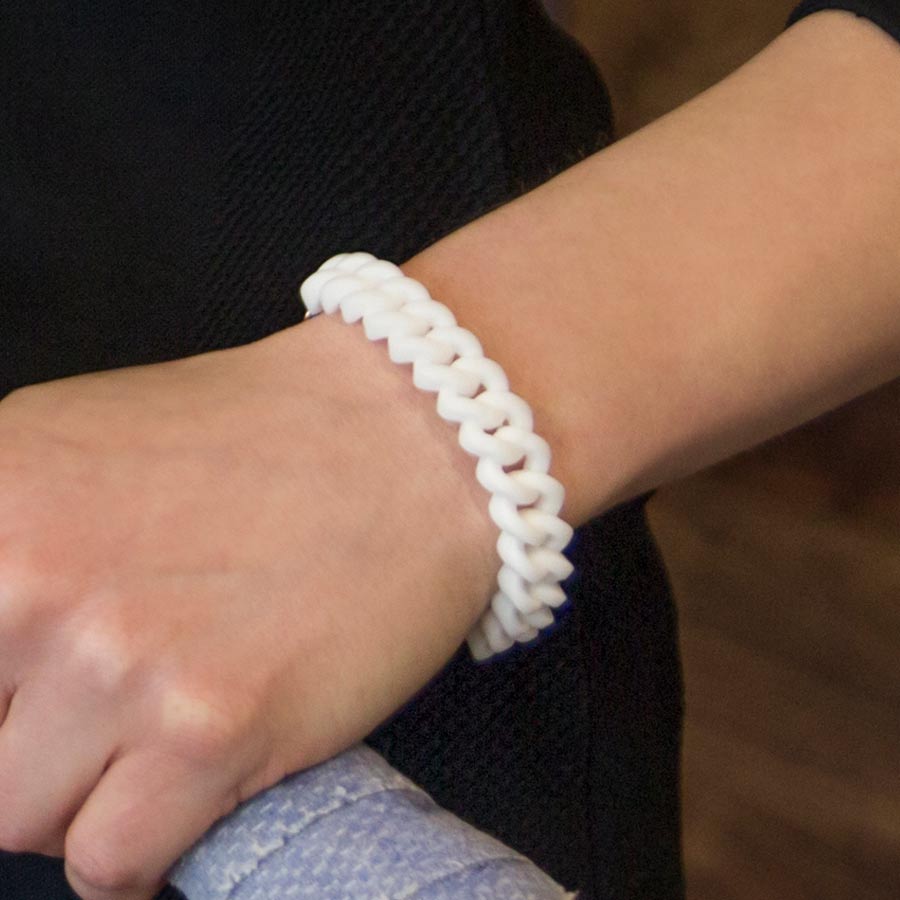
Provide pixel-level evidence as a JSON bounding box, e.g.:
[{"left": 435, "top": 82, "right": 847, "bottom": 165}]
[{"left": 0, "top": 315, "right": 496, "bottom": 900}]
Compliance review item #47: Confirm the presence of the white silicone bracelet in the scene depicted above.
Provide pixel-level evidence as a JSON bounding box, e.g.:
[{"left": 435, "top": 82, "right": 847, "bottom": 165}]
[{"left": 300, "top": 252, "right": 574, "bottom": 661}]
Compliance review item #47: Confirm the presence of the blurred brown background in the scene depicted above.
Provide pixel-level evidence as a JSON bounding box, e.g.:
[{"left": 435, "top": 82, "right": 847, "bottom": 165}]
[{"left": 548, "top": 3, "right": 900, "bottom": 898}]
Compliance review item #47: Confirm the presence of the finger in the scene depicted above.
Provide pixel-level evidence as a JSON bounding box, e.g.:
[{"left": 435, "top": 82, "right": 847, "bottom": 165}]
[
  {"left": 0, "top": 684, "right": 112, "bottom": 857},
  {"left": 0, "top": 686, "right": 12, "bottom": 729},
  {"left": 64, "top": 748, "right": 239, "bottom": 900}
]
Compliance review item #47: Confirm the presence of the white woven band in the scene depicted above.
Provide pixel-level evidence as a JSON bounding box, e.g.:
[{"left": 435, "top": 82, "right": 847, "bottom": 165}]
[{"left": 299, "top": 252, "right": 574, "bottom": 661}]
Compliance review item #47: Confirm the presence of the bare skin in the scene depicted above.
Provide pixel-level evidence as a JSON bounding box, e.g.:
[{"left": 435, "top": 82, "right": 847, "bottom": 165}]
[
  {"left": 406, "top": 10, "right": 900, "bottom": 525},
  {"left": 0, "top": 9, "right": 897, "bottom": 900},
  {"left": 0, "top": 319, "right": 497, "bottom": 899}
]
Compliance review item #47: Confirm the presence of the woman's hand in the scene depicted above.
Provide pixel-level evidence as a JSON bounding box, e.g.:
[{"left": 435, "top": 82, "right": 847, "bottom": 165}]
[{"left": 0, "top": 315, "right": 497, "bottom": 900}]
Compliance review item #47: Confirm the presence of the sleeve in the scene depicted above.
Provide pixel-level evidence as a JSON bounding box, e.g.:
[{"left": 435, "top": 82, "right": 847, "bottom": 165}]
[
  {"left": 168, "top": 744, "right": 576, "bottom": 900},
  {"left": 787, "top": 1, "right": 900, "bottom": 43}
]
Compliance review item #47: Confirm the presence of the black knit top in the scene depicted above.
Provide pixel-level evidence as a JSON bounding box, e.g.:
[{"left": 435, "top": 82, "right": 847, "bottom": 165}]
[{"left": 1, "top": 2, "right": 897, "bottom": 898}]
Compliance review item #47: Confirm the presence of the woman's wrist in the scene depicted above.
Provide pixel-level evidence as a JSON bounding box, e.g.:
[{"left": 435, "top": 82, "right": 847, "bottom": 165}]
[
  {"left": 405, "top": 9, "right": 900, "bottom": 526},
  {"left": 298, "top": 256, "right": 576, "bottom": 656},
  {"left": 401, "top": 226, "right": 611, "bottom": 528},
  {"left": 258, "top": 313, "right": 501, "bottom": 625}
]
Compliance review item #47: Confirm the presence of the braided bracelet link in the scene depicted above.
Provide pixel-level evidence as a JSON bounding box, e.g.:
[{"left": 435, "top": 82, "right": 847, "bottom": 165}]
[{"left": 300, "top": 252, "right": 574, "bottom": 661}]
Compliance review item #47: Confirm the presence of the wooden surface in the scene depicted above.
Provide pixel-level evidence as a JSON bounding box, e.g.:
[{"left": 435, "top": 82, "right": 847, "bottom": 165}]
[
  {"left": 555, "top": 0, "right": 797, "bottom": 134},
  {"left": 647, "top": 387, "right": 900, "bottom": 899},
  {"left": 550, "top": 3, "right": 900, "bottom": 897}
]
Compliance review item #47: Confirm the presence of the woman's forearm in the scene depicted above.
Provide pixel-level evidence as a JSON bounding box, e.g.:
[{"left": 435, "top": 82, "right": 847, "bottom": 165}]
[{"left": 404, "top": 9, "right": 900, "bottom": 526}]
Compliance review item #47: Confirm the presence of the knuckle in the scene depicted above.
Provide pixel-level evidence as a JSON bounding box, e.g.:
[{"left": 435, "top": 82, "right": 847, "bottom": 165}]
[
  {"left": 0, "top": 538, "right": 63, "bottom": 639},
  {"left": 0, "top": 564, "right": 36, "bottom": 636},
  {"left": 155, "top": 683, "right": 249, "bottom": 764},
  {"left": 0, "top": 783, "right": 59, "bottom": 854},
  {"left": 66, "top": 839, "right": 139, "bottom": 894},
  {"left": 0, "top": 826, "right": 29, "bottom": 854},
  {"left": 0, "top": 816, "right": 42, "bottom": 855},
  {"left": 61, "top": 615, "right": 138, "bottom": 695}
]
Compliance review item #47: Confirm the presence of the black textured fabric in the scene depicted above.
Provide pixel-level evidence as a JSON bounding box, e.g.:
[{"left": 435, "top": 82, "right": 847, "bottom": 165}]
[
  {"left": 788, "top": 0, "right": 900, "bottom": 42},
  {"left": 0, "top": 3, "right": 682, "bottom": 898},
  {"left": 0, "top": 855, "right": 186, "bottom": 900}
]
